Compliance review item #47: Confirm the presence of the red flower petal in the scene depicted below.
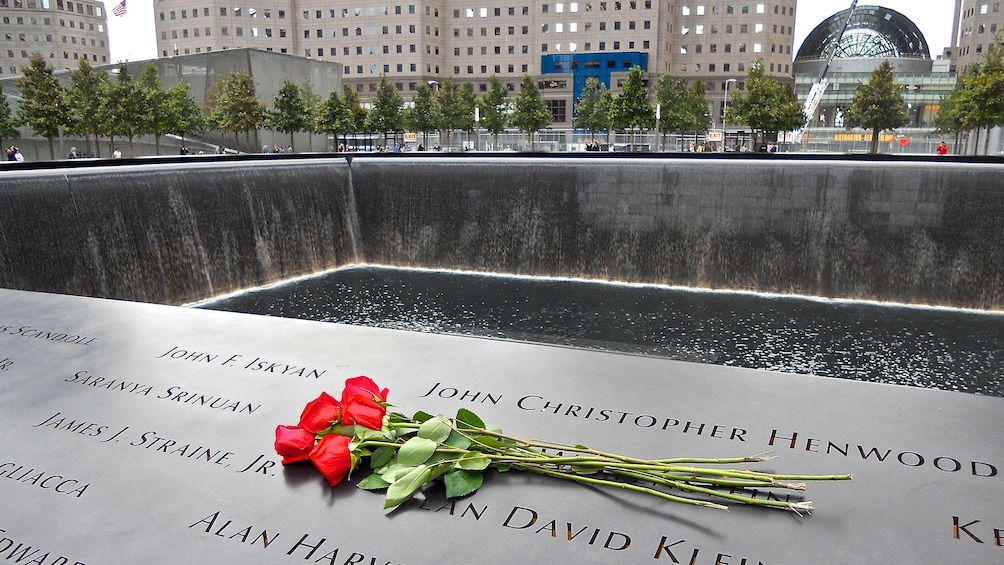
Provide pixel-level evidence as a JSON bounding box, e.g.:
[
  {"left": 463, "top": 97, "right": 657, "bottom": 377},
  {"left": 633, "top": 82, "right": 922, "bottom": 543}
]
[
  {"left": 340, "top": 376, "right": 389, "bottom": 429},
  {"left": 298, "top": 391, "right": 343, "bottom": 433},
  {"left": 310, "top": 434, "right": 354, "bottom": 486},
  {"left": 342, "top": 394, "right": 386, "bottom": 429},
  {"left": 343, "top": 376, "right": 389, "bottom": 403},
  {"left": 274, "top": 425, "right": 315, "bottom": 465}
]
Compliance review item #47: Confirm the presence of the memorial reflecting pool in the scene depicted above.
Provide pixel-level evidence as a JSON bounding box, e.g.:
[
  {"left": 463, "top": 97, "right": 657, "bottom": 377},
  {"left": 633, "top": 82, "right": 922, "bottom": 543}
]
[{"left": 199, "top": 266, "right": 1004, "bottom": 397}]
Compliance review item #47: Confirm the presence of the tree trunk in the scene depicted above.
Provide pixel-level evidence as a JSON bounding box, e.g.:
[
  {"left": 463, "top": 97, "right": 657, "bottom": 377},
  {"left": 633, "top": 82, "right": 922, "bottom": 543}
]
[
  {"left": 47, "top": 136, "right": 55, "bottom": 160},
  {"left": 984, "top": 126, "right": 991, "bottom": 156},
  {"left": 290, "top": 131, "right": 295, "bottom": 152},
  {"left": 128, "top": 134, "right": 135, "bottom": 158},
  {"left": 973, "top": 128, "right": 981, "bottom": 155},
  {"left": 92, "top": 131, "right": 101, "bottom": 158},
  {"left": 155, "top": 134, "right": 161, "bottom": 156},
  {"left": 869, "top": 128, "right": 880, "bottom": 154}
]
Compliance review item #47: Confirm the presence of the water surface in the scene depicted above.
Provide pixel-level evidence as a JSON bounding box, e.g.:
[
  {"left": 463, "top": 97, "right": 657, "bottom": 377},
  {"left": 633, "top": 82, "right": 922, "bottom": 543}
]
[{"left": 199, "top": 267, "right": 1004, "bottom": 397}]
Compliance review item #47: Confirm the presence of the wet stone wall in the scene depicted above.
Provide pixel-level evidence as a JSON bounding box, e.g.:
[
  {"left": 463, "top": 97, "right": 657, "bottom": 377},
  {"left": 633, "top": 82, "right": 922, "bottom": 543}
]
[{"left": 0, "top": 155, "right": 1001, "bottom": 309}]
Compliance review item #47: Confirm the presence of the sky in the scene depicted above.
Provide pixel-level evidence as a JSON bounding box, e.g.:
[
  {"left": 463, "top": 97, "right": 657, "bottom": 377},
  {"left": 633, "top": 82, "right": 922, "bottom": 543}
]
[{"left": 103, "top": 0, "right": 958, "bottom": 64}]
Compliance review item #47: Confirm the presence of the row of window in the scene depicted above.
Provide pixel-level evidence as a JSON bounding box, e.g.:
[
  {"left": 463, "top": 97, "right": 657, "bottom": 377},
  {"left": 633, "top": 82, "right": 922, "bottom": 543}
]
[
  {"left": 680, "top": 42, "right": 791, "bottom": 55},
  {"left": 2, "top": 14, "right": 104, "bottom": 32},
  {"left": 2, "top": 48, "right": 105, "bottom": 63},
  {"left": 681, "top": 22, "right": 792, "bottom": 35},
  {"left": 961, "top": 3, "right": 1001, "bottom": 18},
  {"left": 0, "top": 0, "right": 100, "bottom": 14},
  {"left": 3, "top": 31, "right": 104, "bottom": 45},
  {"left": 680, "top": 3, "right": 792, "bottom": 17},
  {"left": 680, "top": 61, "right": 789, "bottom": 74}
]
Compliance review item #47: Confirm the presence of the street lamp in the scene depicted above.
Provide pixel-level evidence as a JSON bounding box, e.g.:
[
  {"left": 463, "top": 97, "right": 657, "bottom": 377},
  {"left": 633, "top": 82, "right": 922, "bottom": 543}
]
[{"left": 723, "top": 78, "right": 737, "bottom": 150}]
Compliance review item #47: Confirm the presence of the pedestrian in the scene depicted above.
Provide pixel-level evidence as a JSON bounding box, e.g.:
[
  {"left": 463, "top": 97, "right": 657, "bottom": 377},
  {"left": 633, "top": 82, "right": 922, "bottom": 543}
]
[
  {"left": 180, "top": 145, "right": 189, "bottom": 155},
  {"left": 12, "top": 147, "right": 24, "bottom": 161},
  {"left": 112, "top": 148, "right": 122, "bottom": 158},
  {"left": 937, "top": 141, "right": 949, "bottom": 156},
  {"left": 66, "top": 146, "right": 79, "bottom": 159},
  {"left": 263, "top": 145, "right": 270, "bottom": 153}
]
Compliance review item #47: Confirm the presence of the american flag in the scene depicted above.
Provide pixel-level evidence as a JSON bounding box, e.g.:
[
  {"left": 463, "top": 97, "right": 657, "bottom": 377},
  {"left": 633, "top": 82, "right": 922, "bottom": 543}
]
[{"left": 112, "top": 0, "right": 127, "bottom": 17}]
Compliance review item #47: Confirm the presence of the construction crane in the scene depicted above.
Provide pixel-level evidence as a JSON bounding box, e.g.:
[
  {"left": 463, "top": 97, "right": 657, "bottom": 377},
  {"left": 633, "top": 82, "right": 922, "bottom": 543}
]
[{"left": 797, "top": 0, "right": 858, "bottom": 140}]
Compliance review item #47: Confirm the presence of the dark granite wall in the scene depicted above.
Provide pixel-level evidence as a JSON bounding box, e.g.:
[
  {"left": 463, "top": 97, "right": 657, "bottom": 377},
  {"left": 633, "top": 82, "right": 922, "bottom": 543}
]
[{"left": 0, "top": 155, "right": 1001, "bottom": 309}]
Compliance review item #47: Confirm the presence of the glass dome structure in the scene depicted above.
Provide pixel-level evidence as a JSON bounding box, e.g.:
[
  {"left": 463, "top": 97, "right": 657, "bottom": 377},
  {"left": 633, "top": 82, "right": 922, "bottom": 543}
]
[{"left": 795, "top": 5, "right": 931, "bottom": 61}]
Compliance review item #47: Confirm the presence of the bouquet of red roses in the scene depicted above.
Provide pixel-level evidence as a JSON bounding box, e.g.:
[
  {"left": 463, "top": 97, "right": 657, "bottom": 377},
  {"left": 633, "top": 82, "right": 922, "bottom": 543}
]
[{"left": 275, "top": 377, "right": 850, "bottom": 513}]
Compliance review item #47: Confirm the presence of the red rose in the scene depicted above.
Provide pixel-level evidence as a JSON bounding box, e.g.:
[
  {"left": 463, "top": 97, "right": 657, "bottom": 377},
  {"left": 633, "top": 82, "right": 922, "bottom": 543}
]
[
  {"left": 274, "top": 425, "right": 316, "bottom": 465},
  {"left": 310, "top": 434, "right": 354, "bottom": 486},
  {"left": 298, "top": 391, "right": 343, "bottom": 433},
  {"left": 340, "top": 376, "right": 389, "bottom": 429}
]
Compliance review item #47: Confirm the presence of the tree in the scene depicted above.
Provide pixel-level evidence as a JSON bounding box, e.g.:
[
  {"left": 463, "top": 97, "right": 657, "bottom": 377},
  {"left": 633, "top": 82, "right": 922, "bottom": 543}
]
[
  {"left": 139, "top": 63, "right": 171, "bottom": 155},
  {"left": 270, "top": 80, "right": 308, "bottom": 152},
  {"left": 509, "top": 73, "right": 551, "bottom": 151},
  {"left": 166, "top": 81, "right": 205, "bottom": 145},
  {"left": 342, "top": 85, "right": 368, "bottom": 136},
  {"left": 574, "top": 76, "right": 610, "bottom": 143},
  {"left": 456, "top": 81, "right": 478, "bottom": 148},
  {"left": 938, "top": 44, "right": 1004, "bottom": 155},
  {"left": 210, "top": 72, "right": 267, "bottom": 152},
  {"left": 478, "top": 76, "right": 510, "bottom": 151},
  {"left": 726, "top": 60, "right": 807, "bottom": 150},
  {"left": 437, "top": 77, "right": 472, "bottom": 149},
  {"left": 654, "top": 76, "right": 711, "bottom": 146},
  {"left": 0, "top": 86, "right": 21, "bottom": 151},
  {"left": 15, "top": 53, "right": 71, "bottom": 160},
  {"left": 317, "top": 88, "right": 355, "bottom": 150},
  {"left": 300, "top": 80, "right": 324, "bottom": 152},
  {"left": 843, "top": 60, "right": 909, "bottom": 154},
  {"left": 407, "top": 82, "right": 440, "bottom": 149},
  {"left": 67, "top": 58, "right": 109, "bottom": 157},
  {"left": 102, "top": 63, "right": 150, "bottom": 157},
  {"left": 610, "top": 66, "right": 655, "bottom": 150},
  {"left": 366, "top": 76, "right": 404, "bottom": 149}
]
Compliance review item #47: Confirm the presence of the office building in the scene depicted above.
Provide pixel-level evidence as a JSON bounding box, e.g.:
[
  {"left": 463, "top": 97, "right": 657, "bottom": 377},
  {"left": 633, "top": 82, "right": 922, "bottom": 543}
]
[
  {"left": 947, "top": 0, "right": 1004, "bottom": 71},
  {"left": 0, "top": 0, "right": 111, "bottom": 76},
  {"left": 153, "top": 1, "right": 797, "bottom": 125}
]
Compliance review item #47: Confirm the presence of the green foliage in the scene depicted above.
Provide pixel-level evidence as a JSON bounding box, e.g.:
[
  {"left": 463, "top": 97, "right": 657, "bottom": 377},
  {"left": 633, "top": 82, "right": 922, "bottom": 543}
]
[
  {"left": 342, "top": 85, "right": 368, "bottom": 132},
  {"left": 270, "top": 80, "right": 308, "bottom": 150},
  {"left": 843, "top": 60, "right": 909, "bottom": 153},
  {"left": 103, "top": 63, "right": 150, "bottom": 157},
  {"left": 406, "top": 82, "right": 439, "bottom": 147},
  {"left": 479, "top": 75, "right": 510, "bottom": 145},
  {"left": 0, "top": 86, "right": 20, "bottom": 147},
  {"left": 66, "top": 58, "right": 108, "bottom": 156},
  {"left": 207, "top": 72, "right": 267, "bottom": 151},
  {"left": 299, "top": 80, "right": 324, "bottom": 142},
  {"left": 139, "top": 63, "right": 172, "bottom": 154},
  {"left": 573, "top": 76, "right": 611, "bottom": 136},
  {"left": 610, "top": 66, "right": 655, "bottom": 139},
  {"left": 165, "top": 81, "right": 205, "bottom": 142},
  {"left": 318, "top": 88, "right": 355, "bottom": 149},
  {"left": 655, "top": 76, "right": 711, "bottom": 134},
  {"left": 437, "top": 77, "right": 476, "bottom": 147},
  {"left": 15, "top": 53, "right": 70, "bottom": 159},
  {"left": 509, "top": 73, "right": 551, "bottom": 150},
  {"left": 937, "top": 44, "right": 1004, "bottom": 154},
  {"left": 727, "top": 60, "right": 807, "bottom": 145},
  {"left": 366, "top": 76, "right": 404, "bottom": 148}
]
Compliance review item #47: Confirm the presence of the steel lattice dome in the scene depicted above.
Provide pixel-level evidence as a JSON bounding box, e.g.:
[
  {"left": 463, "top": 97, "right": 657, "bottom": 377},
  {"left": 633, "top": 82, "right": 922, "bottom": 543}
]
[{"left": 795, "top": 5, "right": 931, "bottom": 61}]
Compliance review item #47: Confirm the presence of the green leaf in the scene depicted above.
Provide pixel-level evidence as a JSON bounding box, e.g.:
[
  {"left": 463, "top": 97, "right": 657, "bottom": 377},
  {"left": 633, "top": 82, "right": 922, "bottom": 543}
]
[
  {"left": 380, "top": 463, "right": 414, "bottom": 483},
  {"left": 444, "top": 469, "right": 484, "bottom": 499},
  {"left": 495, "top": 463, "right": 512, "bottom": 472},
  {"left": 357, "top": 473, "right": 391, "bottom": 490},
  {"left": 456, "top": 452, "right": 491, "bottom": 471},
  {"left": 370, "top": 445, "right": 396, "bottom": 469},
  {"left": 467, "top": 435, "right": 508, "bottom": 450},
  {"left": 574, "top": 444, "right": 590, "bottom": 450},
  {"left": 455, "top": 408, "right": 485, "bottom": 430},
  {"left": 444, "top": 430, "right": 472, "bottom": 450},
  {"left": 398, "top": 437, "right": 437, "bottom": 466},
  {"left": 417, "top": 415, "right": 453, "bottom": 443},
  {"left": 385, "top": 465, "right": 432, "bottom": 509},
  {"left": 412, "top": 410, "right": 434, "bottom": 423}
]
